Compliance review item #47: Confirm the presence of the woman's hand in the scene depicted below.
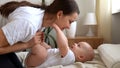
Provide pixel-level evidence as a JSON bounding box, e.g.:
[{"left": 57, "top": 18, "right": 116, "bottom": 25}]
[
  {"left": 27, "top": 31, "right": 44, "bottom": 48},
  {"left": 41, "top": 42, "right": 51, "bottom": 49}
]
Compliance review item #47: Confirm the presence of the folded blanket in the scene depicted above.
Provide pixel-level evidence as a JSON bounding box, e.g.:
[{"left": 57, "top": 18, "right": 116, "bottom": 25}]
[{"left": 98, "top": 44, "right": 120, "bottom": 68}]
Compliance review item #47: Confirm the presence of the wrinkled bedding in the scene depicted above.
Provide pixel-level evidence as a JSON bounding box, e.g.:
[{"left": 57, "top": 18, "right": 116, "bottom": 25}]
[
  {"left": 47, "top": 50, "right": 107, "bottom": 68},
  {"left": 16, "top": 50, "right": 107, "bottom": 68}
]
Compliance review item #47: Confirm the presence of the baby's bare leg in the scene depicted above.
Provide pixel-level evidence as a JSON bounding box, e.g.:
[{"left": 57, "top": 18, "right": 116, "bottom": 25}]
[{"left": 25, "top": 44, "right": 47, "bottom": 67}]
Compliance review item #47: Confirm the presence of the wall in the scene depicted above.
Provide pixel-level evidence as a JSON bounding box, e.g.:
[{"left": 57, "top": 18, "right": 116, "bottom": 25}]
[
  {"left": 75, "top": 0, "right": 96, "bottom": 36},
  {"left": 0, "top": 0, "right": 41, "bottom": 5},
  {"left": 112, "top": 13, "right": 120, "bottom": 44}
]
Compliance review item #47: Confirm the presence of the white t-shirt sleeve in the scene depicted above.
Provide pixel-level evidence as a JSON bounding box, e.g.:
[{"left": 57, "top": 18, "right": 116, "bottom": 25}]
[
  {"left": 61, "top": 49, "right": 75, "bottom": 65},
  {"left": 2, "top": 19, "right": 35, "bottom": 45}
]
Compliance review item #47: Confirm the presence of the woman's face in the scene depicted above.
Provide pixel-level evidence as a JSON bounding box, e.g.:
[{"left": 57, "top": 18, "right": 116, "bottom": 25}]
[{"left": 55, "top": 12, "right": 78, "bottom": 30}]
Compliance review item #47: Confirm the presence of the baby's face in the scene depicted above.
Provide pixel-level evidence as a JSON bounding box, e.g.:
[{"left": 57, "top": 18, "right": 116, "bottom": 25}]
[
  {"left": 70, "top": 42, "right": 92, "bottom": 62},
  {"left": 70, "top": 42, "right": 87, "bottom": 53},
  {"left": 70, "top": 42, "right": 86, "bottom": 55}
]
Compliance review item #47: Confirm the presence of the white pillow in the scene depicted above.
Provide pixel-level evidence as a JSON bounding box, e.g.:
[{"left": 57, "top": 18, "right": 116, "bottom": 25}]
[{"left": 97, "top": 44, "right": 120, "bottom": 68}]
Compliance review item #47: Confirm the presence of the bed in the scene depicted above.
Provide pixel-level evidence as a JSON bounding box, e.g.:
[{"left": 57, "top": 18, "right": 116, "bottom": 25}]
[{"left": 16, "top": 44, "right": 120, "bottom": 68}]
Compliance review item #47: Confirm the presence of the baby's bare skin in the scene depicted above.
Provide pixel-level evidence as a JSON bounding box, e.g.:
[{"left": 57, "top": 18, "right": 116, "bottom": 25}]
[
  {"left": 25, "top": 43, "right": 48, "bottom": 67},
  {"left": 25, "top": 31, "right": 50, "bottom": 67}
]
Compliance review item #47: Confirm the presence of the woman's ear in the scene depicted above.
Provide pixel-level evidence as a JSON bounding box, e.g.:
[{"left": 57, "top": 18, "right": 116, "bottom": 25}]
[{"left": 56, "top": 11, "right": 63, "bottom": 19}]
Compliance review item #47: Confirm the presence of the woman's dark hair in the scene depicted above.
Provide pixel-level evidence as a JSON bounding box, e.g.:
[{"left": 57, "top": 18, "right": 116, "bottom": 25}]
[
  {"left": 46, "top": 0, "right": 80, "bottom": 15},
  {"left": 0, "top": 1, "right": 44, "bottom": 18},
  {"left": 0, "top": 0, "right": 80, "bottom": 18}
]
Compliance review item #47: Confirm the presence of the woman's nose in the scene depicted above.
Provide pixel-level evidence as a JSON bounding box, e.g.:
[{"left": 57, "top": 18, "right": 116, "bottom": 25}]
[{"left": 62, "top": 26, "right": 70, "bottom": 30}]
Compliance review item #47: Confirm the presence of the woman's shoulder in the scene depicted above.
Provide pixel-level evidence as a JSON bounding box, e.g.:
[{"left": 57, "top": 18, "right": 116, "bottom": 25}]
[
  {"left": 8, "top": 6, "right": 44, "bottom": 20},
  {"left": 15, "top": 6, "right": 44, "bottom": 13},
  {"left": 17, "top": 6, "right": 39, "bottom": 10}
]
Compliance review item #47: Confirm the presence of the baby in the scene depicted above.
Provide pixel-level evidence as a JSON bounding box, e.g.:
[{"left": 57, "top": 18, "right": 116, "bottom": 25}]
[{"left": 25, "top": 24, "right": 94, "bottom": 68}]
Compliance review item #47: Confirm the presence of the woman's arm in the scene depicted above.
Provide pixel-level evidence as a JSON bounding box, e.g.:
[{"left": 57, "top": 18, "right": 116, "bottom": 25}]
[
  {"left": 0, "top": 42, "right": 31, "bottom": 54},
  {"left": 0, "top": 36, "right": 38, "bottom": 54},
  {"left": 0, "top": 29, "right": 9, "bottom": 47},
  {"left": 0, "top": 29, "right": 31, "bottom": 54},
  {"left": 52, "top": 24, "right": 69, "bottom": 57},
  {"left": 0, "top": 30, "right": 42, "bottom": 54}
]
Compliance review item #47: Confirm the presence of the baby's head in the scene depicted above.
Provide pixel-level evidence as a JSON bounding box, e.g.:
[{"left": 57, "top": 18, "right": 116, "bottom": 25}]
[{"left": 70, "top": 42, "right": 94, "bottom": 62}]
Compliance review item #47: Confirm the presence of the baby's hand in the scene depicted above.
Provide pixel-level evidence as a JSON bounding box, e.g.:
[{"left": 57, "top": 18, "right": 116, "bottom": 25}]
[
  {"left": 51, "top": 23, "right": 60, "bottom": 30},
  {"left": 51, "top": 23, "right": 57, "bottom": 28},
  {"left": 28, "top": 31, "right": 44, "bottom": 47}
]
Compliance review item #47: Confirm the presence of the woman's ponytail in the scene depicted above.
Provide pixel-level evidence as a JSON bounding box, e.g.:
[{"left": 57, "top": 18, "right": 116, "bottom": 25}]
[
  {"left": 0, "top": 1, "right": 20, "bottom": 18},
  {"left": 0, "top": 1, "right": 45, "bottom": 18}
]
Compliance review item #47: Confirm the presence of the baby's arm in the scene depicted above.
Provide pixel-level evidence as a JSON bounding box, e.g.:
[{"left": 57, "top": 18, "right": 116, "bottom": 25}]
[{"left": 52, "top": 24, "right": 69, "bottom": 58}]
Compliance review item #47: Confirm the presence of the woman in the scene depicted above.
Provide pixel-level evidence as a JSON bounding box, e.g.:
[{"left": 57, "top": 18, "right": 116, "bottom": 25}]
[{"left": 0, "top": 0, "right": 80, "bottom": 68}]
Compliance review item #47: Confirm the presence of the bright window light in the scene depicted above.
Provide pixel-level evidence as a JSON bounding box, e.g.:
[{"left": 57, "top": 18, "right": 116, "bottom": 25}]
[{"left": 112, "top": 0, "right": 120, "bottom": 14}]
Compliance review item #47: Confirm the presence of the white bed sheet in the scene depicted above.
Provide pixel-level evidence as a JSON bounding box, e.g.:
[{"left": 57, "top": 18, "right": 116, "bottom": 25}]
[{"left": 16, "top": 50, "right": 107, "bottom": 68}]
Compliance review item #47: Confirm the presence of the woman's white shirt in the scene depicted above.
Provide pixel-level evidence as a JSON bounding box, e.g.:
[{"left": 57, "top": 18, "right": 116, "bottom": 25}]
[{"left": 2, "top": 6, "right": 45, "bottom": 45}]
